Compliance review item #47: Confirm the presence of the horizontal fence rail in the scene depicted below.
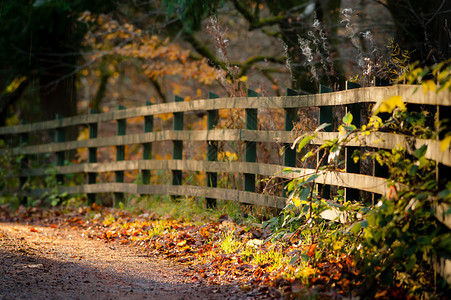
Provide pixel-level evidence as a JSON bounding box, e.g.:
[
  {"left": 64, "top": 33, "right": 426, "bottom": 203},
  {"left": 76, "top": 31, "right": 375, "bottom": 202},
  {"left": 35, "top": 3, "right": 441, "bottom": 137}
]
[
  {"left": 1, "top": 84, "right": 450, "bottom": 282},
  {"left": 10, "top": 131, "right": 451, "bottom": 167},
  {"left": 1, "top": 85, "right": 450, "bottom": 207},
  {"left": 1, "top": 85, "right": 449, "bottom": 135},
  {"left": 17, "top": 161, "right": 390, "bottom": 196}
]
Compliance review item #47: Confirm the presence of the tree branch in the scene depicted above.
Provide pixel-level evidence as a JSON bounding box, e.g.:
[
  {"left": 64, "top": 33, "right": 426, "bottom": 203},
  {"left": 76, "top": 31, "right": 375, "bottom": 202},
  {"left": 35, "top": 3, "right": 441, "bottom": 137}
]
[
  {"left": 238, "top": 56, "right": 286, "bottom": 77},
  {"left": 182, "top": 33, "right": 227, "bottom": 70},
  {"left": 231, "top": 0, "right": 285, "bottom": 30},
  {"left": 91, "top": 61, "right": 110, "bottom": 112},
  {"left": 150, "top": 77, "right": 167, "bottom": 103},
  {"left": 262, "top": 29, "right": 282, "bottom": 38}
]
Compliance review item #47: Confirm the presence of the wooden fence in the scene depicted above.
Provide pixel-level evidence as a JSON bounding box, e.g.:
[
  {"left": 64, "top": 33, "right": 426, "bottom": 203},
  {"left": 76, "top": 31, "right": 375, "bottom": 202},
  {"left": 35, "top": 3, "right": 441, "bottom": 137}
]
[{"left": 1, "top": 84, "right": 450, "bottom": 282}]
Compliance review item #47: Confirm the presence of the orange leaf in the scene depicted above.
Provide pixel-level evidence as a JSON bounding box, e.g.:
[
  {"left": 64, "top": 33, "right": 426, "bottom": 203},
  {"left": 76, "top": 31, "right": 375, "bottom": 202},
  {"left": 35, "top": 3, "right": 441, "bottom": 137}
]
[
  {"left": 307, "top": 244, "right": 317, "bottom": 257},
  {"left": 50, "top": 224, "right": 57, "bottom": 228},
  {"left": 30, "top": 228, "right": 39, "bottom": 233},
  {"left": 92, "top": 202, "right": 101, "bottom": 211}
]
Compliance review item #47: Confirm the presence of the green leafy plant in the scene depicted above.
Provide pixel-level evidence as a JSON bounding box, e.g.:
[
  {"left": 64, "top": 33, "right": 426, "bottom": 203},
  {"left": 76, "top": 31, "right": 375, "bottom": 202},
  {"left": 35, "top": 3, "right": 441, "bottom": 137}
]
[
  {"left": 351, "top": 91, "right": 451, "bottom": 296},
  {"left": 270, "top": 61, "right": 451, "bottom": 296}
]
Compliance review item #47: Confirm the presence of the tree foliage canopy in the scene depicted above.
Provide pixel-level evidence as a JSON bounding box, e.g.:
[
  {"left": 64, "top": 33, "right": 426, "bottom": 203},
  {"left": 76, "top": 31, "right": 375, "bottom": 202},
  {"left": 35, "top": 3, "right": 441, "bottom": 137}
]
[{"left": 1, "top": 0, "right": 450, "bottom": 124}]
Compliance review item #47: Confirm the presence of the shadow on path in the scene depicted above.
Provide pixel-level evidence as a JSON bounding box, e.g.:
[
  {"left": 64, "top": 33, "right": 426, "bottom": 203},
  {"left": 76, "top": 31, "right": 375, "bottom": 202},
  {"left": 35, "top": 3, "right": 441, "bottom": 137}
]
[{"left": 0, "top": 222, "right": 246, "bottom": 300}]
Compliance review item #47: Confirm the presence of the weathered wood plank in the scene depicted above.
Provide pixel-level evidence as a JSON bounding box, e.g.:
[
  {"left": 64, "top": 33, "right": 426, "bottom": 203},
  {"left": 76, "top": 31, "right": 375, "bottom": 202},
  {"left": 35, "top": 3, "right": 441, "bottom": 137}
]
[
  {"left": 172, "top": 96, "right": 184, "bottom": 196},
  {"left": 114, "top": 105, "right": 127, "bottom": 202},
  {"left": 19, "top": 124, "right": 29, "bottom": 205},
  {"left": 432, "top": 255, "right": 451, "bottom": 285},
  {"left": 313, "top": 132, "right": 451, "bottom": 167},
  {"left": 142, "top": 101, "right": 153, "bottom": 185},
  {"left": 23, "top": 183, "right": 288, "bottom": 209},
  {"left": 245, "top": 89, "right": 258, "bottom": 196},
  {"left": 20, "top": 160, "right": 392, "bottom": 195},
  {"left": 8, "top": 129, "right": 288, "bottom": 154},
  {"left": 87, "top": 109, "right": 98, "bottom": 204},
  {"left": 9, "top": 130, "right": 450, "bottom": 167},
  {"left": 206, "top": 92, "right": 219, "bottom": 208},
  {"left": 317, "top": 85, "right": 334, "bottom": 199},
  {"left": 345, "top": 81, "right": 362, "bottom": 202},
  {"left": 1, "top": 85, "right": 448, "bottom": 135},
  {"left": 435, "top": 202, "right": 451, "bottom": 230},
  {"left": 284, "top": 88, "right": 298, "bottom": 168}
]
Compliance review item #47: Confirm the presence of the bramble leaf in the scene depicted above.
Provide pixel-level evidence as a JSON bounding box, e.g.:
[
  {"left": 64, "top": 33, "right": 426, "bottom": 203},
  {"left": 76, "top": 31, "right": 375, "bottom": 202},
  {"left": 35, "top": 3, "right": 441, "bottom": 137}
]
[
  {"left": 440, "top": 135, "right": 451, "bottom": 152},
  {"left": 297, "top": 136, "right": 314, "bottom": 152},
  {"left": 315, "top": 123, "right": 331, "bottom": 132},
  {"left": 343, "top": 112, "right": 353, "bottom": 125},
  {"left": 414, "top": 144, "right": 427, "bottom": 158}
]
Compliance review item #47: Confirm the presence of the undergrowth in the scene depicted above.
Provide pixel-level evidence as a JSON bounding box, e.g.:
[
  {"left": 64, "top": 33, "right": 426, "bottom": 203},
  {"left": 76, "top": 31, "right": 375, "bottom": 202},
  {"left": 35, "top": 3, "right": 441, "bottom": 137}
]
[{"left": 273, "top": 59, "right": 451, "bottom": 297}]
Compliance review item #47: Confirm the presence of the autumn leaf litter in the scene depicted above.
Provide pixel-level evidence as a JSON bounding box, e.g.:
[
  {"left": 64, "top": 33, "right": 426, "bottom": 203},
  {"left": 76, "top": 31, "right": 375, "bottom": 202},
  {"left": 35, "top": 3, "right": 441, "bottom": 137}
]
[{"left": 2, "top": 204, "right": 361, "bottom": 299}]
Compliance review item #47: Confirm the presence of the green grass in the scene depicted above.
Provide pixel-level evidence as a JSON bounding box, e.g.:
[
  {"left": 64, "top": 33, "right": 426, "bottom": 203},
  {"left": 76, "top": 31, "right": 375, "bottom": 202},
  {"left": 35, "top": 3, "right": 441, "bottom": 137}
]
[
  {"left": 123, "top": 194, "right": 251, "bottom": 224},
  {"left": 220, "top": 231, "right": 242, "bottom": 254}
]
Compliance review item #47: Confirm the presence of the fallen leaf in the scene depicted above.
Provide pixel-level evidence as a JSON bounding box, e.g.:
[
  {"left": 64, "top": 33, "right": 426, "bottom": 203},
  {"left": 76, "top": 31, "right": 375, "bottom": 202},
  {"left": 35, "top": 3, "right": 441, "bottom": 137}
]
[
  {"left": 307, "top": 244, "right": 317, "bottom": 257},
  {"left": 177, "top": 240, "right": 187, "bottom": 247}
]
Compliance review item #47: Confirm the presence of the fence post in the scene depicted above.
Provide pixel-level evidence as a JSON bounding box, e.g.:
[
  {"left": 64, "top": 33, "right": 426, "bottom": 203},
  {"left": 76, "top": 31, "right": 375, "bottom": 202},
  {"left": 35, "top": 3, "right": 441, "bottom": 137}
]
[
  {"left": 19, "top": 122, "right": 29, "bottom": 205},
  {"left": 244, "top": 89, "right": 258, "bottom": 196},
  {"left": 115, "top": 105, "right": 126, "bottom": 205},
  {"left": 55, "top": 114, "right": 65, "bottom": 204},
  {"left": 206, "top": 92, "right": 219, "bottom": 208},
  {"left": 373, "top": 79, "right": 389, "bottom": 203},
  {"left": 172, "top": 95, "right": 184, "bottom": 200},
  {"left": 142, "top": 101, "right": 153, "bottom": 185},
  {"left": 87, "top": 109, "right": 98, "bottom": 205},
  {"left": 437, "top": 105, "right": 451, "bottom": 189},
  {"left": 345, "top": 81, "right": 361, "bottom": 202},
  {"left": 317, "top": 85, "right": 333, "bottom": 199},
  {"left": 283, "top": 88, "right": 298, "bottom": 197}
]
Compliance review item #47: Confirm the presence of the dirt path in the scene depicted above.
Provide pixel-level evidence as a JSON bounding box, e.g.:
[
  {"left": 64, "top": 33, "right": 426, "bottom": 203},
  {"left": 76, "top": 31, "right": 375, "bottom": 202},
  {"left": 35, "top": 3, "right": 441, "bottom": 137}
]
[{"left": 0, "top": 222, "right": 247, "bottom": 300}]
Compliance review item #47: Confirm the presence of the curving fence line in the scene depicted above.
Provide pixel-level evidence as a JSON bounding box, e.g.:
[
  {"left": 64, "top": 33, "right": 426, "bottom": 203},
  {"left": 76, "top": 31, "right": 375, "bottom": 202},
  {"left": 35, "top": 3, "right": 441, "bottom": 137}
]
[{"left": 1, "top": 84, "right": 450, "bottom": 282}]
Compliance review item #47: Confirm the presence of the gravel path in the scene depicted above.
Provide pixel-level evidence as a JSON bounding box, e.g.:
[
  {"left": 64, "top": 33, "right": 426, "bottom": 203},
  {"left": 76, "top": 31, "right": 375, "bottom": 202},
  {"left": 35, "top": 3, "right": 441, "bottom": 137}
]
[{"left": 0, "top": 222, "right": 247, "bottom": 300}]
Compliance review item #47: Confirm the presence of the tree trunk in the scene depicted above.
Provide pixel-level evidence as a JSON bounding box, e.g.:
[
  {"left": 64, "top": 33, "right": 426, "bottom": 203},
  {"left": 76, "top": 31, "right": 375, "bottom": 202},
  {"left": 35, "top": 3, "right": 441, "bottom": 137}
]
[
  {"left": 39, "top": 65, "right": 78, "bottom": 144},
  {"left": 385, "top": 0, "right": 451, "bottom": 64}
]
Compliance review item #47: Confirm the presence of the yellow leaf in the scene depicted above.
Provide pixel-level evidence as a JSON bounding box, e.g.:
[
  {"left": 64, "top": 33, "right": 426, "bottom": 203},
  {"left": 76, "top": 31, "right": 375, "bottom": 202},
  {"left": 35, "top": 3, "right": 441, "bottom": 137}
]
[
  {"left": 443, "top": 80, "right": 451, "bottom": 91},
  {"left": 333, "top": 241, "right": 343, "bottom": 251},
  {"left": 423, "top": 80, "right": 436, "bottom": 93},
  {"left": 3, "top": 76, "right": 27, "bottom": 94},
  {"left": 239, "top": 75, "right": 248, "bottom": 82},
  {"left": 440, "top": 136, "right": 451, "bottom": 152},
  {"left": 375, "top": 96, "right": 405, "bottom": 114},
  {"left": 437, "top": 70, "right": 450, "bottom": 81},
  {"left": 426, "top": 80, "right": 436, "bottom": 92},
  {"left": 77, "top": 127, "right": 89, "bottom": 140},
  {"left": 422, "top": 82, "right": 428, "bottom": 94}
]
